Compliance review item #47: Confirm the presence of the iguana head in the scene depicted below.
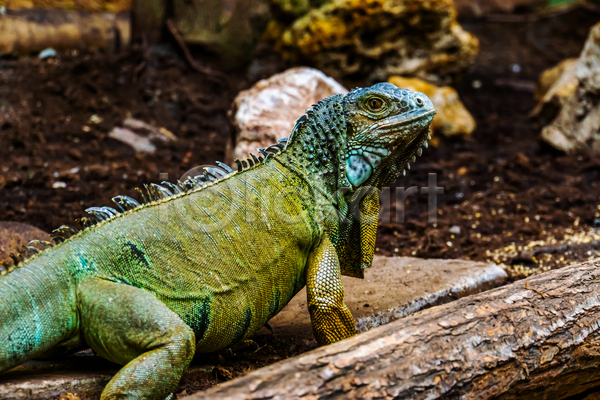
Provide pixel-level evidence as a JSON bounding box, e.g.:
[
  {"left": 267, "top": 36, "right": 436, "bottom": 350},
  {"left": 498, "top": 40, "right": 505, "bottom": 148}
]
[
  {"left": 342, "top": 83, "right": 435, "bottom": 189},
  {"left": 331, "top": 83, "right": 434, "bottom": 278}
]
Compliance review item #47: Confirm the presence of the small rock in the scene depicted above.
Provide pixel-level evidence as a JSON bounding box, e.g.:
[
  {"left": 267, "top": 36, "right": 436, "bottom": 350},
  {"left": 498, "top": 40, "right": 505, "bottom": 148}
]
[
  {"left": 108, "top": 120, "right": 177, "bottom": 154},
  {"left": 122, "top": 119, "right": 178, "bottom": 142},
  {"left": 531, "top": 58, "right": 577, "bottom": 122},
  {"left": 389, "top": 76, "right": 475, "bottom": 139},
  {"left": 89, "top": 114, "right": 103, "bottom": 124},
  {"left": 109, "top": 127, "right": 156, "bottom": 154},
  {"left": 541, "top": 23, "right": 600, "bottom": 154},
  {"left": 38, "top": 48, "right": 57, "bottom": 59},
  {"left": 229, "top": 67, "right": 347, "bottom": 164},
  {"left": 449, "top": 225, "right": 461, "bottom": 234},
  {"left": 269, "top": 0, "right": 478, "bottom": 84}
]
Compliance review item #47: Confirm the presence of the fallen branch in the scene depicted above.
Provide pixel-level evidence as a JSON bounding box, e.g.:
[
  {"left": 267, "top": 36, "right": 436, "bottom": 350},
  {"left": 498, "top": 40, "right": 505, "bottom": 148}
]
[{"left": 185, "top": 259, "right": 600, "bottom": 400}]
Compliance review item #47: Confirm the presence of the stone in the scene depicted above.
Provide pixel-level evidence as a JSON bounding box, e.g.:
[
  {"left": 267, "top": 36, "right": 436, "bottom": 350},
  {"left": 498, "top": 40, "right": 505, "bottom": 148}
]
[
  {"left": 108, "top": 119, "right": 177, "bottom": 155},
  {"left": 268, "top": 0, "right": 479, "bottom": 84},
  {"left": 452, "top": 0, "right": 545, "bottom": 16},
  {"left": 264, "top": 256, "right": 507, "bottom": 338},
  {"left": 229, "top": 67, "right": 348, "bottom": 164},
  {"left": 0, "top": 221, "right": 51, "bottom": 266},
  {"left": 389, "top": 76, "right": 476, "bottom": 139},
  {"left": 541, "top": 23, "right": 600, "bottom": 154},
  {"left": 531, "top": 58, "right": 578, "bottom": 123}
]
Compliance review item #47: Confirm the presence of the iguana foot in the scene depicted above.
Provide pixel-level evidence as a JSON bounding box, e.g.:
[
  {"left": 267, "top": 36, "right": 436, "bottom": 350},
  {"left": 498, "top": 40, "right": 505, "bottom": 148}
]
[{"left": 79, "top": 279, "right": 196, "bottom": 400}]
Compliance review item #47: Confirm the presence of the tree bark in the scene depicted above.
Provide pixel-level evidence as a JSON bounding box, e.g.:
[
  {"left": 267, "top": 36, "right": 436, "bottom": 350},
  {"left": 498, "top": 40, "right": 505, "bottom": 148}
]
[{"left": 185, "top": 259, "right": 600, "bottom": 400}]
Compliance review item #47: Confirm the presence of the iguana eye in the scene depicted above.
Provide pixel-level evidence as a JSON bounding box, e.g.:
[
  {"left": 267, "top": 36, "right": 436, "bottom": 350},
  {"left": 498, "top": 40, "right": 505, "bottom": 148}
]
[{"left": 367, "top": 97, "right": 384, "bottom": 111}]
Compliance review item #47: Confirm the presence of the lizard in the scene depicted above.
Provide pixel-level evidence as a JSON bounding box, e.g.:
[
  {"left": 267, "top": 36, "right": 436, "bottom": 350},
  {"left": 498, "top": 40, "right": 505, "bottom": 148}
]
[{"left": 0, "top": 83, "right": 434, "bottom": 399}]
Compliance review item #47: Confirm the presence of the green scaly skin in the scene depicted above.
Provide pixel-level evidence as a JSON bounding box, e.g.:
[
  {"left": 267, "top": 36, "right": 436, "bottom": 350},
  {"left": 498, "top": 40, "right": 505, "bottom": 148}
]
[{"left": 0, "top": 83, "right": 434, "bottom": 399}]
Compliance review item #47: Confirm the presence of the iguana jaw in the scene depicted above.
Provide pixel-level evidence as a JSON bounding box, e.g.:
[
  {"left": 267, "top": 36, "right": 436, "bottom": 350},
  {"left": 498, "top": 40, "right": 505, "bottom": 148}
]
[{"left": 346, "top": 109, "right": 435, "bottom": 188}]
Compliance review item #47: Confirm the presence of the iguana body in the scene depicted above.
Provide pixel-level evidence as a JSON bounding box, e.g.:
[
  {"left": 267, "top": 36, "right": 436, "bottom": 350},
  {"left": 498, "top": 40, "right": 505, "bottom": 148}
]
[{"left": 0, "top": 83, "right": 434, "bottom": 399}]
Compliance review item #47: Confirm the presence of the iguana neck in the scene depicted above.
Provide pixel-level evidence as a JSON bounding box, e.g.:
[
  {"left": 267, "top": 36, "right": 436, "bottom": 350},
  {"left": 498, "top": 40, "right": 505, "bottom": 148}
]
[{"left": 276, "top": 94, "right": 352, "bottom": 195}]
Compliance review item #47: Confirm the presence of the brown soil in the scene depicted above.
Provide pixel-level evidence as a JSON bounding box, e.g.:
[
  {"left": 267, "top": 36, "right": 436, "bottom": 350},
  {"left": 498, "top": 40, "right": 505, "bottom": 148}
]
[{"left": 2, "top": 4, "right": 600, "bottom": 397}]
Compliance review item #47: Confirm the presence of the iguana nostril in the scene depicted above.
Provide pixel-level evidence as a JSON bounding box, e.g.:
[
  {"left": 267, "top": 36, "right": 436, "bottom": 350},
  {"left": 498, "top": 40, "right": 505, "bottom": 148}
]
[{"left": 416, "top": 97, "right": 424, "bottom": 107}]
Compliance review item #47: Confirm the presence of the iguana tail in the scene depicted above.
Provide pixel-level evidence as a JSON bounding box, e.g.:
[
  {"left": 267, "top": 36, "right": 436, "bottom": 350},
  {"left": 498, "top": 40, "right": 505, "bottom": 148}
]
[{"left": 0, "top": 260, "right": 78, "bottom": 372}]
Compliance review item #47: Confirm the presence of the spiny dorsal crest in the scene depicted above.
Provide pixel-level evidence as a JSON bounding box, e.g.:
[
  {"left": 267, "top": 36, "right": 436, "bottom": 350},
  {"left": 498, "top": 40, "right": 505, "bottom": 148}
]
[
  {"left": 0, "top": 135, "right": 297, "bottom": 273},
  {"left": 0, "top": 240, "right": 53, "bottom": 275},
  {"left": 234, "top": 138, "right": 288, "bottom": 171},
  {"left": 82, "top": 136, "right": 291, "bottom": 223}
]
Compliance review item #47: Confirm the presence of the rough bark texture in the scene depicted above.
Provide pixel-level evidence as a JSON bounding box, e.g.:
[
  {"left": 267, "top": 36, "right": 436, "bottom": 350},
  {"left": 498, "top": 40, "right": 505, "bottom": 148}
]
[{"left": 185, "top": 259, "right": 600, "bottom": 400}]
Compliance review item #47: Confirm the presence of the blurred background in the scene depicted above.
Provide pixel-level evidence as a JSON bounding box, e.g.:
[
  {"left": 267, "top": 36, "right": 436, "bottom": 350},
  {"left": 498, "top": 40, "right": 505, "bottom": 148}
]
[
  {"left": 0, "top": 0, "right": 599, "bottom": 280},
  {"left": 2, "top": 0, "right": 600, "bottom": 394}
]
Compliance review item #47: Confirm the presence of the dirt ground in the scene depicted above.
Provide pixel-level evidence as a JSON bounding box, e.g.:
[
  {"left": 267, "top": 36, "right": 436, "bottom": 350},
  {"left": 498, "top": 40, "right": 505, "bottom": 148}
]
[{"left": 1, "top": 4, "right": 600, "bottom": 397}]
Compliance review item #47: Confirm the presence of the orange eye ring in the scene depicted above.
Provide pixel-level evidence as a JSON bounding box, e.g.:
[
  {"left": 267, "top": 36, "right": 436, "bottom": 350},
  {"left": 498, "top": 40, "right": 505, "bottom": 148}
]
[{"left": 367, "top": 97, "right": 384, "bottom": 111}]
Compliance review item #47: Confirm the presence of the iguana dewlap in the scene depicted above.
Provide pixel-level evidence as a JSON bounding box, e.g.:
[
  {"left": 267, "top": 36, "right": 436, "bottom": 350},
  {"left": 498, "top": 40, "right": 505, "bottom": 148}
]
[{"left": 0, "top": 83, "right": 434, "bottom": 399}]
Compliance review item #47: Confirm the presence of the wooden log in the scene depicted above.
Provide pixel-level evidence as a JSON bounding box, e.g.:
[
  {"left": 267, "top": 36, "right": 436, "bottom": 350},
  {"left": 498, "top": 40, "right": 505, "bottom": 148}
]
[
  {"left": 184, "top": 259, "right": 600, "bottom": 400},
  {"left": 0, "top": 9, "right": 130, "bottom": 55}
]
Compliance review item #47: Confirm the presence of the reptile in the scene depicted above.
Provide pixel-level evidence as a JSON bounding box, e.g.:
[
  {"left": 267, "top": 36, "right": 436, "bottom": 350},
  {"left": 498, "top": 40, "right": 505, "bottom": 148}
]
[{"left": 0, "top": 83, "right": 434, "bottom": 399}]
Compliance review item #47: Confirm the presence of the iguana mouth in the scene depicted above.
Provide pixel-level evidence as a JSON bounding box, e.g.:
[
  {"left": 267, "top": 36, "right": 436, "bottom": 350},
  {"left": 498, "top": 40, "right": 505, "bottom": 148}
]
[{"left": 368, "top": 109, "right": 435, "bottom": 132}]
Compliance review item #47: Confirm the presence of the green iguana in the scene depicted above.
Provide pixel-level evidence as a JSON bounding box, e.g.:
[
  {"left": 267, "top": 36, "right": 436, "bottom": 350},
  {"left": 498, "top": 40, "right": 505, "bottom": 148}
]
[{"left": 0, "top": 83, "right": 434, "bottom": 399}]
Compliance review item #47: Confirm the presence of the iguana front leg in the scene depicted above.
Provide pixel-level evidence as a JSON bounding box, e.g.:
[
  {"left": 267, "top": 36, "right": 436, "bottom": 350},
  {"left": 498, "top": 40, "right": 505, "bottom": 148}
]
[{"left": 306, "top": 236, "right": 357, "bottom": 345}]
